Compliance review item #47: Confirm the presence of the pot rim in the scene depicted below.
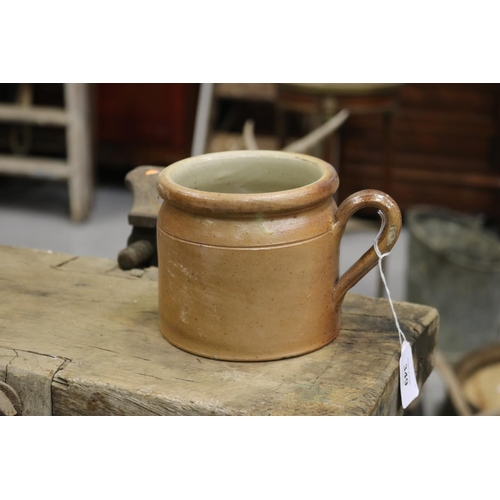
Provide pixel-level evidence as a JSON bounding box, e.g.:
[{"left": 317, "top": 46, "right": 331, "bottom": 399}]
[{"left": 157, "top": 150, "right": 338, "bottom": 214}]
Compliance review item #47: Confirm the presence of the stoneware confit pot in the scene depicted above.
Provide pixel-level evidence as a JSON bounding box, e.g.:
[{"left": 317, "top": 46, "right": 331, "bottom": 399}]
[{"left": 156, "top": 150, "right": 401, "bottom": 361}]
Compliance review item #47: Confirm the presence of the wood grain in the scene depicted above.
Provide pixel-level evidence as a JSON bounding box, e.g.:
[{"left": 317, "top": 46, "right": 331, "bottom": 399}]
[
  {"left": 0, "top": 245, "right": 438, "bottom": 415},
  {"left": 338, "top": 83, "right": 500, "bottom": 220}
]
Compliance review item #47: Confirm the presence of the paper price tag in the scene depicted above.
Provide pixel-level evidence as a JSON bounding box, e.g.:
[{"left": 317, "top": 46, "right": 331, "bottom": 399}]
[
  {"left": 373, "top": 214, "right": 420, "bottom": 411},
  {"left": 399, "top": 340, "right": 419, "bottom": 409}
]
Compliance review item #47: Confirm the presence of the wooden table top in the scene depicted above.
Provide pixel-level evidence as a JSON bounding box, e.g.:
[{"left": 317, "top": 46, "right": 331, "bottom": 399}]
[{"left": 0, "top": 245, "right": 438, "bottom": 415}]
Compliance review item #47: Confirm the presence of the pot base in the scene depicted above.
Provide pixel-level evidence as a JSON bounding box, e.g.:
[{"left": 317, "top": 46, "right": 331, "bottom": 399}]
[{"left": 159, "top": 324, "right": 340, "bottom": 362}]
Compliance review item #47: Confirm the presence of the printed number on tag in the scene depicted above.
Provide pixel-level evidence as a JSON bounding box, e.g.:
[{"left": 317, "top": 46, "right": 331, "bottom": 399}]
[{"left": 399, "top": 340, "right": 419, "bottom": 409}]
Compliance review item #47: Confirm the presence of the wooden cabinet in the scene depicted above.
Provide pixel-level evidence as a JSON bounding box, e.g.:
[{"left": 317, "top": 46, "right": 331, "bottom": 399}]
[
  {"left": 96, "top": 84, "right": 199, "bottom": 167},
  {"left": 338, "top": 84, "right": 500, "bottom": 221}
]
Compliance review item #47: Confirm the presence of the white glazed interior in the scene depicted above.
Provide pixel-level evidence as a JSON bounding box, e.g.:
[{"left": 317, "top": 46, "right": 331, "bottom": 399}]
[
  {"left": 168, "top": 155, "right": 325, "bottom": 194},
  {"left": 158, "top": 151, "right": 338, "bottom": 214}
]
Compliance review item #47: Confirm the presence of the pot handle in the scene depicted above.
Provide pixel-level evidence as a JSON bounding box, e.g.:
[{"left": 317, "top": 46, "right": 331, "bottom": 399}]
[{"left": 332, "top": 190, "right": 402, "bottom": 308}]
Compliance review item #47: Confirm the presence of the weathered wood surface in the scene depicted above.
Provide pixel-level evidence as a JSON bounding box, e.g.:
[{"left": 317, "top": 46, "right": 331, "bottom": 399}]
[
  {"left": 0, "top": 245, "right": 438, "bottom": 416},
  {"left": 0, "top": 348, "right": 67, "bottom": 416}
]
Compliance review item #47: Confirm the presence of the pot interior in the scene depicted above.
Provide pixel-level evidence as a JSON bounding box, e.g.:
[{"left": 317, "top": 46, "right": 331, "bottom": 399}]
[{"left": 169, "top": 155, "right": 325, "bottom": 194}]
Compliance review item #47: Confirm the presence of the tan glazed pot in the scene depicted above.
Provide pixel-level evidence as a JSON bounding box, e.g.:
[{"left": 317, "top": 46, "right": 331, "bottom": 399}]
[{"left": 157, "top": 150, "right": 402, "bottom": 361}]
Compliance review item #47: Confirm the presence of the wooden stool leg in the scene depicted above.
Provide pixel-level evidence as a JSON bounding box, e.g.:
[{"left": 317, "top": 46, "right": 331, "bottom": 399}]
[
  {"left": 65, "top": 83, "right": 93, "bottom": 222},
  {"left": 191, "top": 83, "right": 215, "bottom": 156}
]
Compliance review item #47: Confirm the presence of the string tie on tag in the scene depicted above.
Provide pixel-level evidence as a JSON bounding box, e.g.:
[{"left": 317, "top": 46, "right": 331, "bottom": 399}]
[
  {"left": 374, "top": 211, "right": 419, "bottom": 409},
  {"left": 374, "top": 210, "right": 407, "bottom": 346}
]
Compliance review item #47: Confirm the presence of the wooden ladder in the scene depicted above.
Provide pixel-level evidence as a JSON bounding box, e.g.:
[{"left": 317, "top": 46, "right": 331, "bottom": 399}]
[{"left": 0, "top": 83, "right": 93, "bottom": 222}]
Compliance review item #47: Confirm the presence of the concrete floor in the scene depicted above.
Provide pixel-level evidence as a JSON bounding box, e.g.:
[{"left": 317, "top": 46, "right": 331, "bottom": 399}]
[
  {"left": 0, "top": 177, "right": 133, "bottom": 258},
  {"left": 0, "top": 176, "right": 445, "bottom": 414}
]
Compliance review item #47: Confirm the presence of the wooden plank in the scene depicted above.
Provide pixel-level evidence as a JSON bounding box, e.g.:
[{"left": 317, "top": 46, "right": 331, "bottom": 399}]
[
  {"left": 208, "top": 132, "right": 279, "bottom": 153},
  {"left": 344, "top": 147, "right": 491, "bottom": 173},
  {"left": 0, "top": 344, "right": 67, "bottom": 415},
  {"left": 0, "top": 348, "right": 17, "bottom": 383},
  {"left": 0, "top": 245, "right": 438, "bottom": 416},
  {"left": 396, "top": 168, "right": 500, "bottom": 190},
  {"left": 214, "top": 83, "right": 277, "bottom": 102},
  {"left": 396, "top": 110, "right": 497, "bottom": 136},
  {"left": 0, "top": 104, "right": 68, "bottom": 126},
  {"left": 0, "top": 155, "right": 69, "bottom": 179},
  {"left": 4, "top": 351, "right": 67, "bottom": 416},
  {"left": 340, "top": 175, "right": 500, "bottom": 215},
  {"left": 343, "top": 129, "right": 492, "bottom": 163},
  {"left": 341, "top": 162, "right": 500, "bottom": 190},
  {"left": 400, "top": 83, "right": 497, "bottom": 114}
]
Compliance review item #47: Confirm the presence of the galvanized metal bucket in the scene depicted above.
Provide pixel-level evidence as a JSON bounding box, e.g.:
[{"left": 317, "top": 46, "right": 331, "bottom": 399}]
[{"left": 406, "top": 206, "right": 500, "bottom": 363}]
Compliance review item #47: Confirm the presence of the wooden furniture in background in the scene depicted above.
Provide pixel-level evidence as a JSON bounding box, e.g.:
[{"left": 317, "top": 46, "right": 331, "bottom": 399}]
[
  {"left": 3, "top": 84, "right": 496, "bottom": 223},
  {"left": 275, "top": 83, "right": 402, "bottom": 197},
  {"left": 435, "top": 348, "right": 500, "bottom": 416},
  {"left": 207, "top": 83, "right": 279, "bottom": 152},
  {"left": 96, "top": 84, "right": 199, "bottom": 168},
  {"left": 339, "top": 83, "right": 500, "bottom": 222},
  {"left": 0, "top": 83, "right": 93, "bottom": 222},
  {"left": 208, "top": 83, "right": 500, "bottom": 224},
  {"left": 0, "top": 245, "right": 437, "bottom": 416},
  {"left": 191, "top": 83, "right": 215, "bottom": 156}
]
